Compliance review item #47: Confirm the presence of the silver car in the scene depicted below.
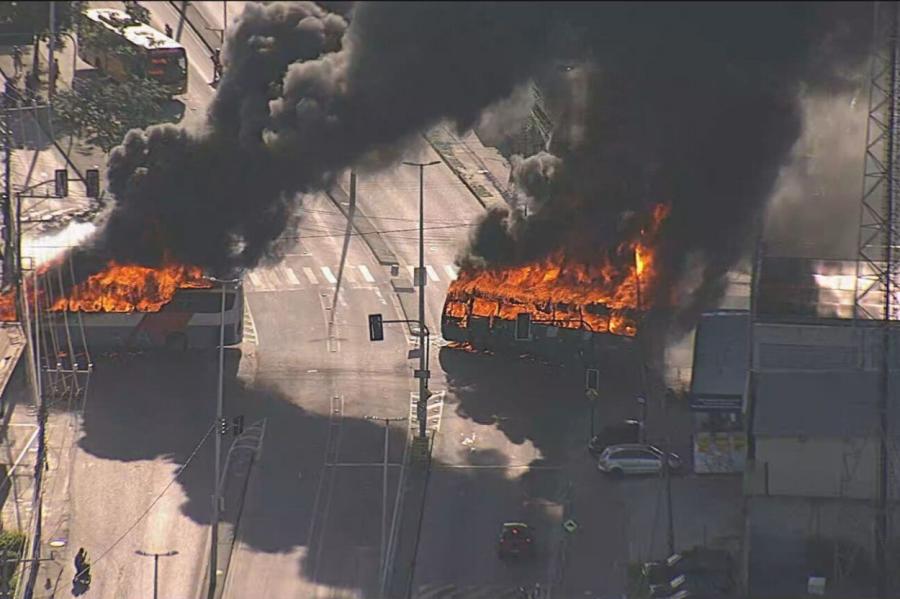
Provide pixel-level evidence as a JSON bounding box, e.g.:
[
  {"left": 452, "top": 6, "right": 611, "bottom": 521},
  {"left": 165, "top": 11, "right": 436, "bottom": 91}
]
[{"left": 596, "top": 443, "right": 681, "bottom": 478}]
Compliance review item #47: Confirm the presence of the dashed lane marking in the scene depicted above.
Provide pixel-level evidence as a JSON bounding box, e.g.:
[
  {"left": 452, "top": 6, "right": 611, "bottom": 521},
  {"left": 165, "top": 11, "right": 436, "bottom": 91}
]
[{"left": 242, "top": 300, "right": 259, "bottom": 345}]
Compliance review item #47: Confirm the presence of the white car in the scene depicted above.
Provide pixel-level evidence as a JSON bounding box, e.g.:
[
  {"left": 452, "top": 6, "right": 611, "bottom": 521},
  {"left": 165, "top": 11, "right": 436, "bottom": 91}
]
[{"left": 596, "top": 443, "right": 681, "bottom": 477}]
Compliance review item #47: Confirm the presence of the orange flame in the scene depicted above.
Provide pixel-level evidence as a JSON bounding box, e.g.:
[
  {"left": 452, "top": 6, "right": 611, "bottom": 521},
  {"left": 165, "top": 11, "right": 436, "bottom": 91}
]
[
  {"left": 0, "top": 262, "right": 212, "bottom": 322},
  {"left": 443, "top": 204, "right": 669, "bottom": 337}
]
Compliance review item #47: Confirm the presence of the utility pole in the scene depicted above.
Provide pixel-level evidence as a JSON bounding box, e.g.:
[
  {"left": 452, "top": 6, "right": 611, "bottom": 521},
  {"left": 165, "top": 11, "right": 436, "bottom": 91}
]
[
  {"left": 664, "top": 434, "right": 675, "bottom": 556},
  {"left": 330, "top": 171, "right": 355, "bottom": 334},
  {"left": 365, "top": 414, "right": 406, "bottom": 590},
  {"left": 48, "top": 1, "right": 56, "bottom": 100},
  {"left": 853, "top": 4, "right": 900, "bottom": 597},
  {"left": 206, "top": 277, "right": 238, "bottom": 599},
  {"left": 136, "top": 550, "right": 178, "bottom": 599},
  {"left": 402, "top": 160, "right": 440, "bottom": 439}
]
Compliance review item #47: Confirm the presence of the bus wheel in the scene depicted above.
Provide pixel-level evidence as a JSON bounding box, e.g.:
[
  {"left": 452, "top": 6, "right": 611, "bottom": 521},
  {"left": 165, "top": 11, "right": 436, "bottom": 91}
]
[{"left": 165, "top": 333, "right": 188, "bottom": 352}]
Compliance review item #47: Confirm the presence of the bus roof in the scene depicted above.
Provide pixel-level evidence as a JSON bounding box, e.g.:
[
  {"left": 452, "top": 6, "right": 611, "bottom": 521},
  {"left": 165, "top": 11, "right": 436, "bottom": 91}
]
[{"left": 83, "top": 8, "right": 183, "bottom": 51}]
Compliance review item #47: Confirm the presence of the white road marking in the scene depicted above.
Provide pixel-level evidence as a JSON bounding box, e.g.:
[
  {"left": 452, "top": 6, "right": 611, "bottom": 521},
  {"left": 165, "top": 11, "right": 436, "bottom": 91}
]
[
  {"left": 444, "top": 264, "right": 459, "bottom": 280},
  {"left": 282, "top": 266, "right": 301, "bottom": 286},
  {"left": 358, "top": 264, "right": 375, "bottom": 283},
  {"left": 303, "top": 267, "right": 319, "bottom": 284},
  {"left": 321, "top": 266, "right": 337, "bottom": 284},
  {"left": 426, "top": 265, "right": 440, "bottom": 282},
  {"left": 407, "top": 265, "right": 415, "bottom": 280},
  {"left": 247, "top": 271, "right": 263, "bottom": 290},
  {"left": 243, "top": 299, "right": 259, "bottom": 345},
  {"left": 262, "top": 269, "right": 282, "bottom": 290}
]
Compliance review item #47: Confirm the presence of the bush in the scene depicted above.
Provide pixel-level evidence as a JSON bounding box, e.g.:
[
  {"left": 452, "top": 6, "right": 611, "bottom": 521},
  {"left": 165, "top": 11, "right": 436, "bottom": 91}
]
[{"left": 0, "top": 529, "right": 26, "bottom": 594}]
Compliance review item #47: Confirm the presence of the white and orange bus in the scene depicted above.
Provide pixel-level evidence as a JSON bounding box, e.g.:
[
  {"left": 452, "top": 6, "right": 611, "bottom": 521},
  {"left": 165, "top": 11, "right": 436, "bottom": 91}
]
[{"left": 47, "top": 281, "right": 244, "bottom": 352}]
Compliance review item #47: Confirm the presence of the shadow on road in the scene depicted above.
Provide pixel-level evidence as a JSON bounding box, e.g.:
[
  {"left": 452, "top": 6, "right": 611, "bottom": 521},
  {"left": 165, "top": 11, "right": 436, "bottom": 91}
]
[
  {"left": 439, "top": 345, "right": 641, "bottom": 466},
  {"left": 66, "top": 340, "right": 644, "bottom": 597}
]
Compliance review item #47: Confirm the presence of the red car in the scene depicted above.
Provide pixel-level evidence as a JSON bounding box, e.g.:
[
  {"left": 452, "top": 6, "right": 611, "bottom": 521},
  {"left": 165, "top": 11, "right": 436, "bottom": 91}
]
[{"left": 497, "top": 522, "right": 536, "bottom": 560}]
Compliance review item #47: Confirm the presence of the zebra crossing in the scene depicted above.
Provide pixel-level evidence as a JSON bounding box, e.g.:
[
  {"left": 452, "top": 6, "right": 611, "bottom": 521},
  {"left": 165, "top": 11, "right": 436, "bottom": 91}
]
[{"left": 244, "top": 263, "right": 460, "bottom": 292}]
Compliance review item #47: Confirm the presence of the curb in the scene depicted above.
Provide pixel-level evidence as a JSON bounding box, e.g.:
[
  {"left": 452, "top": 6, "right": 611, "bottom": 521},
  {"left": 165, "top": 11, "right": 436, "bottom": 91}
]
[{"left": 195, "top": 435, "right": 262, "bottom": 599}]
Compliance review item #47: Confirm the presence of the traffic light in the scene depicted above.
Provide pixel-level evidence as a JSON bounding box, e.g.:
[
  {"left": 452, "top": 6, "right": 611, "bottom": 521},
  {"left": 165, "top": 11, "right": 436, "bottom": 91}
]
[
  {"left": 232, "top": 415, "right": 244, "bottom": 436},
  {"left": 218, "top": 417, "right": 228, "bottom": 435},
  {"left": 515, "top": 313, "right": 531, "bottom": 341},
  {"left": 585, "top": 368, "right": 600, "bottom": 394},
  {"left": 85, "top": 169, "right": 100, "bottom": 199},
  {"left": 54, "top": 169, "right": 68, "bottom": 198},
  {"left": 368, "top": 313, "right": 384, "bottom": 341}
]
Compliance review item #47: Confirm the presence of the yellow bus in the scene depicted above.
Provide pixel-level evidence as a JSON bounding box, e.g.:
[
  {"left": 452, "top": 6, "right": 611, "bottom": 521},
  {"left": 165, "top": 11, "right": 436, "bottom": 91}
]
[{"left": 78, "top": 8, "right": 188, "bottom": 96}]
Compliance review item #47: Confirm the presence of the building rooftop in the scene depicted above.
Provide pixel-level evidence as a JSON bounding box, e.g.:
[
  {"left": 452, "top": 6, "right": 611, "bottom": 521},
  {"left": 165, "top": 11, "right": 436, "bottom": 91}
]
[{"left": 690, "top": 310, "right": 749, "bottom": 410}]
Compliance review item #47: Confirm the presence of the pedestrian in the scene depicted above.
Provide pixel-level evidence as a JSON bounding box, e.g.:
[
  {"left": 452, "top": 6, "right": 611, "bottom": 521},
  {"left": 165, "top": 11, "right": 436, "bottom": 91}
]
[
  {"left": 211, "top": 49, "right": 222, "bottom": 83},
  {"left": 12, "top": 46, "right": 22, "bottom": 75},
  {"left": 73, "top": 547, "right": 86, "bottom": 574},
  {"left": 165, "top": 23, "right": 173, "bottom": 38}
]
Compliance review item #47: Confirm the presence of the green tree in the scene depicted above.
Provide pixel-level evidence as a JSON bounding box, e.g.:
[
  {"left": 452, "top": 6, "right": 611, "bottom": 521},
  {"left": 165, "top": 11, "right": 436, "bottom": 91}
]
[
  {"left": 54, "top": 75, "right": 170, "bottom": 153},
  {"left": 0, "top": 530, "right": 26, "bottom": 596}
]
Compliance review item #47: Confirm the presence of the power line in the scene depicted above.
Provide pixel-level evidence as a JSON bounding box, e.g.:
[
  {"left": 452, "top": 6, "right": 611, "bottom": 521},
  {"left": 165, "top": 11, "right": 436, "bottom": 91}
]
[{"left": 89, "top": 423, "right": 215, "bottom": 568}]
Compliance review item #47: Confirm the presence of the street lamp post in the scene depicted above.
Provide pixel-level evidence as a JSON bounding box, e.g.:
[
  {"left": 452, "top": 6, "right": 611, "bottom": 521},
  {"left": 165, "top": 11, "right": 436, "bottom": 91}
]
[
  {"left": 135, "top": 550, "right": 178, "bottom": 599},
  {"left": 365, "top": 415, "right": 407, "bottom": 586},
  {"left": 401, "top": 160, "right": 440, "bottom": 439},
  {"left": 206, "top": 276, "right": 239, "bottom": 599}
]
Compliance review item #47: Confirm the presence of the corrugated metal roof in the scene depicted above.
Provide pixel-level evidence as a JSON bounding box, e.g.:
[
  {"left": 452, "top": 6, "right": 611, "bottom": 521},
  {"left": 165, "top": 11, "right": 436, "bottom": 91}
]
[
  {"left": 690, "top": 310, "right": 749, "bottom": 398},
  {"left": 752, "top": 370, "right": 896, "bottom": 437}
]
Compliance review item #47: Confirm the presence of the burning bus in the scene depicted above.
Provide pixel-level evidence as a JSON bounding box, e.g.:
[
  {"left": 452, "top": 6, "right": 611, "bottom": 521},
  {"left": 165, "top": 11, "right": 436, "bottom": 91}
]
[
  {"left": 1, "top": 263, "right": 243, "bottom": 352},
  {"left": 442, "top": 204, "right": 668, "bottom": 366}
]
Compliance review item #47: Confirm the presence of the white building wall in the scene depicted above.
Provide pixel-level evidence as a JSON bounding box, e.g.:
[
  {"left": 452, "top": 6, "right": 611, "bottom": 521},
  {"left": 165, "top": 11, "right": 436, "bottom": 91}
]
[{"left": 755, "top": 436, "right": 877, "bottom": 500}]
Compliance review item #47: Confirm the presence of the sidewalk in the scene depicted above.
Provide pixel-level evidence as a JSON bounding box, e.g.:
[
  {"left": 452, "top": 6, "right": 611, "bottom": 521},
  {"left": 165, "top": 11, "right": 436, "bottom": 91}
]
[
  {"left": 200, "top": 419, "right": 265, "bottom": 599},
  {"left": 425, "top": 124, "right": 512, "bottom": 212},
  {"left": 0, "top": 40, "right": 106, "bottom": 234}
]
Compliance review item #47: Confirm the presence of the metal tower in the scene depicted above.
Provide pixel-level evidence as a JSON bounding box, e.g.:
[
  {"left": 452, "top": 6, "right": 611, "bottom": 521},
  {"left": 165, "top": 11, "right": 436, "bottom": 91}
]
[
  {"left": 854, "top": 3, "right": 900, "bottom": 597},
  {"left": 856, "top": 1, "right": 900, "bottom": 321}
]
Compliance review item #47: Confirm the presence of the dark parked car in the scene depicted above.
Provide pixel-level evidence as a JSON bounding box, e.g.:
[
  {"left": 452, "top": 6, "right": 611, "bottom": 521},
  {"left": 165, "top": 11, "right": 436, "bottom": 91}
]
[
  {"left": 497, "top": 522, "right": 536, "bottom": 560},
  {"left": 642, "top": 549, "right": 733, "bottom": 585},
  {"left": 587, "top": 419, "right": 641, "bottom": 456}
]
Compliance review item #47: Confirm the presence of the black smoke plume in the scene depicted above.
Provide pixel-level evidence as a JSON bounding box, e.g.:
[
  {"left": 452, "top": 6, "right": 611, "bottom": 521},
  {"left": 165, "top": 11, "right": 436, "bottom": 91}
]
[
  {"left": 463, "top": 2, "right": 871, "bottom": 333},
  {"left": 64, "top": 2, "right": 869, "bottom": 335},
  {"left": 68, "top": 1, "right": 555, "bottom": 282}
]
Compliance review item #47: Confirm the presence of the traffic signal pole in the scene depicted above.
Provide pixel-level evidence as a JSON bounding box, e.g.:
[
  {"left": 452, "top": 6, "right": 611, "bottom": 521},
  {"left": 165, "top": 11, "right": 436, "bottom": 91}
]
[{"left": 402, "top": 161, "right": 440, "bottom": 439}]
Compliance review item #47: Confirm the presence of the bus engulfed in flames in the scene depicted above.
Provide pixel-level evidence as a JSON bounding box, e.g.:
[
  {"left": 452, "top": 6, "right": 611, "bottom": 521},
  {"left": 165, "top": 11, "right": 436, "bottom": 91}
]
[
  {"left": 0, "top": 262, "right": 213, "bottom": 322},
  {"left": 0, "top": 261, "right": 243, "bottom": 352},
  {"left": 442, "top": 204, "right": 668, "bottom": 361}
]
